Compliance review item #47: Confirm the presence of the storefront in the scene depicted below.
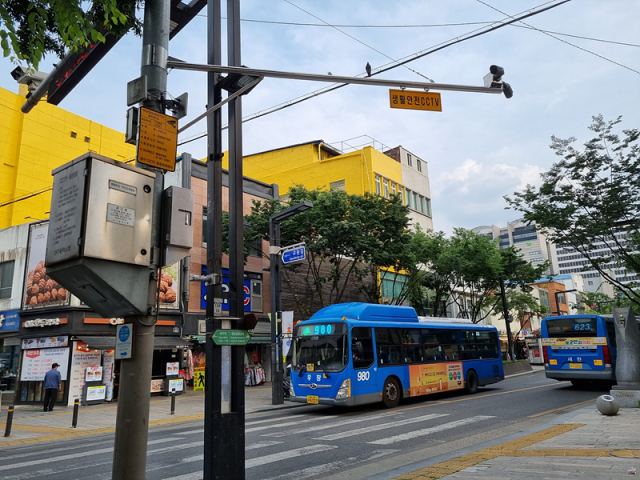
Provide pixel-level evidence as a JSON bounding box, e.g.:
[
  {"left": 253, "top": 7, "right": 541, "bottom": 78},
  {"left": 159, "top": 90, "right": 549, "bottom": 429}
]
[{"left": 0, "top": 310, "right": 20, "bottom": 401}]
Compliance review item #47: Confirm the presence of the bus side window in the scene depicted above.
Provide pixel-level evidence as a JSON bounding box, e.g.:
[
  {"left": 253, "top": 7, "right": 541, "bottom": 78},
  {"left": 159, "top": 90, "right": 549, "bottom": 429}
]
[
  {"left": 605, "top": 321, "right": 617, "bottom": 349},
  {"left": 352, "top": 327, "right": 374, "bottom": 369}
]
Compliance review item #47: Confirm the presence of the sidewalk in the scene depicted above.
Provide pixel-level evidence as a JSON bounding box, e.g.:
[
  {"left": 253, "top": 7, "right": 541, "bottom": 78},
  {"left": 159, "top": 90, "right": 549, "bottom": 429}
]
[
  {"left": 390, "top": 406, "right": 640, "bottom": 480},
  {"left": 0, "top": 382, "right": 299, "bottom": 447}
]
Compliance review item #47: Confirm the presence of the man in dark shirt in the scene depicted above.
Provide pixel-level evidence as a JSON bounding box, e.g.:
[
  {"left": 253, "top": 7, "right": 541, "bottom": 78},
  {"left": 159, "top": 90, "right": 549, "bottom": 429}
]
[{"left": 43, "top": 363, "right": 62, "bottom": 412}]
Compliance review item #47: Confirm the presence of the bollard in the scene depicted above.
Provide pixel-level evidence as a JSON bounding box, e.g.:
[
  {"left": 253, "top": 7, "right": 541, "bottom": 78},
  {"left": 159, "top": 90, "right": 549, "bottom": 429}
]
[
  {"left": 72, "top": 399, "right": 79, "bottom": 428},
  {"left": 4, "top": 405, "right": 14, "bottom": 437},
  {"left": 170, "top": 388, "right": 176, "bottom": 415}
]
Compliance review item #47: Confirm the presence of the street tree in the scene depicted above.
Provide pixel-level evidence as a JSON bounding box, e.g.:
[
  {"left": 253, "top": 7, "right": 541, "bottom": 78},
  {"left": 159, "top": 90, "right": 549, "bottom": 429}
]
[
  {"left": 505, "top": 289, "right": 549, "bottom": 336},
  {"left": 1, "top": 0, "right": 139, "bottom": 68},
  {"left": 446, "top": 229, "right": 547, "bottom": 323},
  {"left": 244, "top": 186, "right": 411, "bottom": 317},
  {"left": 505, "top": 115, "right": 640, "bottom": 309}
]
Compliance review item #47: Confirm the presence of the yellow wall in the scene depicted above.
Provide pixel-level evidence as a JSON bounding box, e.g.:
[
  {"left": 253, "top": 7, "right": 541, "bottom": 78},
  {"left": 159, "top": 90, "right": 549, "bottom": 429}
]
[
  {"left": 0, "top": 86, "right": 137, "bottom": 229},
  {"left": 232, "top": 142, "right": 404, "bottom": 197}
]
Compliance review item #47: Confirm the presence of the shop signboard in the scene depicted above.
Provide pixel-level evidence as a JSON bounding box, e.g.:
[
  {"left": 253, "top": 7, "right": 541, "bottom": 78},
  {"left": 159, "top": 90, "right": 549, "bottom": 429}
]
[
  {"left": 68, "top": 346, "right": 102, "bottom": 406},
  {"left": 86, "top": 365, "right": 103, "bottom": 382},
  {"left": 86, "top": 385, "right": 106, "bottom": 401},
  {"left": 158, "top": 262, "right": 180, "bottom": 310},
  {"left": 168, "top": 378, "right": 184, "bottom": 392},
  {"left": 20, "top": 347, "right": 70, "bottom": 381},
  {"left": 166, "top": 362, "right": 179, "bottom": 376},
  {"left": 103, "top": 350, "right": 115, "bottom": 401},
  {"left": 22, "top": 336, "right": 68, "bottom": 349},
  {"left": 0, "top": 310, "right": 20, "bottom": 332},
  {"left": 22, "top": 222, "right": 71, "bottom": 310},
  {"left": 151, "top": 378, "right": 164, "bottom": 393},
  {"left": 200, "top": 266, "right": 252, "bottom": 311}
]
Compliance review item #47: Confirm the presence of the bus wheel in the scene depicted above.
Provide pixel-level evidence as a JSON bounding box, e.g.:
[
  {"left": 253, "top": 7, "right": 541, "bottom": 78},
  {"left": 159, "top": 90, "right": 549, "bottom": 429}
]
[
  {"left": 382, "top": 377, "right": 400, "bottom": 408},
  {"left": 465, "top": 370, "right": 479, "bottom": 394}
]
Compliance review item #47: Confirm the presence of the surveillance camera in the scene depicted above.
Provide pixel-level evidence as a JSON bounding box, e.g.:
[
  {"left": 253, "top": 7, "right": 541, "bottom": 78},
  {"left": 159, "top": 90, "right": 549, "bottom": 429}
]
[
  {"left": 502, "top": 82, "right": 513, "bottom": 99},
  {"left": 10, "top": 66, "right": 26, "bottom": 82},
  {"left": 10, "top": 66, "right": 49, "bottom": 95},
  {"left": 490, "top": 65, "right": 504, "bottom": 77}
]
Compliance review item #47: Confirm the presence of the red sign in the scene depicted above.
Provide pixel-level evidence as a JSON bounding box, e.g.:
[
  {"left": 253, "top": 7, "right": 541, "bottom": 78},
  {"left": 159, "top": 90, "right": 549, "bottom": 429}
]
[{"left": 26, "top": 349, "right": 41, "bottom": 359}]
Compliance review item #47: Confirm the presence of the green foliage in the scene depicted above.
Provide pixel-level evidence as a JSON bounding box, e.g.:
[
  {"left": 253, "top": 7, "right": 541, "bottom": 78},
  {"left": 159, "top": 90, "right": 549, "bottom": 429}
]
[
  {"left": 505, "top": 115, "right": 640, "bottom": 309},
  {"left": 244, "top": 186, "right": 411, "bottom": 317},
  {"left": 580, "top": 290, "right": 616, "bottom": 315},
  {"left": 0, "top": 0, "right": 140, "bottom": 68},
  {"left": 505, "top": 289, "right": 548, "bottom": 336}
]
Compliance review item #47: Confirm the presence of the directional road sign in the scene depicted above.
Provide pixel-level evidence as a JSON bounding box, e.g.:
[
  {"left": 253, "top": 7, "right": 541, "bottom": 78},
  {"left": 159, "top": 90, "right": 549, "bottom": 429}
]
[
  {"left": 211, "top": 329, "right": 251, "bottom": 346},
  {"left": 281, "top": 245, "right": 306, "bottom": 264}
]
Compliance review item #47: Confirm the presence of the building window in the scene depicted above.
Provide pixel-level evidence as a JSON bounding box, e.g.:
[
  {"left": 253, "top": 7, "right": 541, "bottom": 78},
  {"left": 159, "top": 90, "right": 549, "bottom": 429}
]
[
  {"left": 417, "top": 159, "right": 422, "bottom": 172},
  {"left": 330, "top": 179, "right": 346, "bottom": 191},
  {"left": 0, "top": 261, "right": 15, "bottom": 299},
  {"left": 202, "top": 207, "right": 208, "bottom": 247},
  {"left": 405, "top": 189, "right": 411, "bottom": 208},
  {"left": 375, "top": 176, "right": 381, "bottom": 195},
  {"left": 391, "top": 183, "right": 396, "bottom": 196},
  {"left": 424, "top": 197, "right": 431, "bottom": 216},
  {"left": 407, "top": 154, "right": 412, "bottom": 167},
  {"left": 383, "top": 179, "right": 389, "bottom": 198},
  {"left": 419, "top": 196, "right": 425, "bottom": 214},
  {"left": 413, "top": 192, "right": 418, "bottom": 210}
]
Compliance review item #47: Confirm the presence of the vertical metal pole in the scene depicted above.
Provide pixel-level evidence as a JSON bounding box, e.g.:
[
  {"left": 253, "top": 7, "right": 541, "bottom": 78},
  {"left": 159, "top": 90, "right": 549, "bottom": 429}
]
[
  {"left": 170, "top": 388, "right": 176, "bottom": 414},
  {"left": 204, "top": 0, "right": 224, "bottom": 478},
  {"left": 270, "top": 220, "right": 283, "bottom": 404},
  {"left": 113, "top": 0, "right": 168, "bottom": 478},
  {"left": 4, "top": 405, "right": 13, "bottom": 437},
  {"left": 500, "top": 274, "right": 514, "bottom": 361},
  {"left": 72, "top": 399, "right": 79, "bottom": 428},
  {"left": 226, "top": 0, "right": 246, "bottom": 477}
]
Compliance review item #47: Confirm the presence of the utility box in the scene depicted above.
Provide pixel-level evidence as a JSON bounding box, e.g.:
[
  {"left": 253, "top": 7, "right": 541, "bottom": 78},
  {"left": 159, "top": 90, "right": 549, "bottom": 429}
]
[
  {"left": 45, "top": 153, "right": 156, "bottom": 317},
  {"left": 162, "top": 186, "right": 194, "bottom": 267}
]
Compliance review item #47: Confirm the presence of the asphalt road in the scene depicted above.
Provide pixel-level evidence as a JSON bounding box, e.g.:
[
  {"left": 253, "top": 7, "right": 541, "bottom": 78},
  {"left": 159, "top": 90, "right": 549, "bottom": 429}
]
[{"left": 0, "top": 371, "right": 606, "bottom": 480}]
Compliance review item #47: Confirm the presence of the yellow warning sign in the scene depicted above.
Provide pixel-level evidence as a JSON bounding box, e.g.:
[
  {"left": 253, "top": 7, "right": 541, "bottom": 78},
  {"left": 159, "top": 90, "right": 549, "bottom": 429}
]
[
  {"left": 389, "top": 89, "right": 442, "bottom": 112},
  {"left": 137, "top": 107, "right": 178, "bottom": 171}
]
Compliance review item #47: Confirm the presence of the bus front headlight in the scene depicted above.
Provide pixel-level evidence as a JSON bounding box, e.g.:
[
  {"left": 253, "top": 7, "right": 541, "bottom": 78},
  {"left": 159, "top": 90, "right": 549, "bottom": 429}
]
[{"left": 335, "top": 379, "right": 351, "bottom": 399}]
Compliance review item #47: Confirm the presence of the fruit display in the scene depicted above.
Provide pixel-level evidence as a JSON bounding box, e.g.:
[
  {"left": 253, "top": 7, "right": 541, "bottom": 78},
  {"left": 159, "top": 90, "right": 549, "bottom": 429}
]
[{"left": 24, "top": 260, "right": 69, "bottom": 308}]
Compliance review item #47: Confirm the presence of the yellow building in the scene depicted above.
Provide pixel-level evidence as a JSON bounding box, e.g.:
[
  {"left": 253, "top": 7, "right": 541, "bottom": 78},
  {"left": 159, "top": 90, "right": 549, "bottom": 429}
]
[
  {"left": 0, "top": 85, "right": 137, "bottom": 229},
  {"left": 231, "top": 140, "right": 433, "bottom": 232}
]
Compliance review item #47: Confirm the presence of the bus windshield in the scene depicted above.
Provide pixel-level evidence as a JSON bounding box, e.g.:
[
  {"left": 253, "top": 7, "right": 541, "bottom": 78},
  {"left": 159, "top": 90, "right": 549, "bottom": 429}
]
[
  {"left": 545, "top": 317, "right": 598, "bottom": 337},
  {"left": 292, "top": 323, "right": 348, "bottom": 373}
]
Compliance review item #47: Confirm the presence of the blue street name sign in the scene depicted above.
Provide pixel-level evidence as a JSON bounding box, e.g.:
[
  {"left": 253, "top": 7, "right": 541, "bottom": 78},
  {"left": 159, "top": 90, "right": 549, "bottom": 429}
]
[{"left": 281, "top": 246, "right": 306, "bottom": 264}]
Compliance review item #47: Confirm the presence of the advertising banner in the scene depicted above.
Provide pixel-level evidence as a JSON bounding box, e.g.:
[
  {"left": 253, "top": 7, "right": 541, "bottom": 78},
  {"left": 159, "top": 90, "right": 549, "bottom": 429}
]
[
  {"left": 408, "top": 362, "right": 463, "bottom": 397},
  {"left": 103, "top": 350, "right": 115, "bottom": 401},
  {"left": 22, "top": 336, "right": 68, "bottom": 349},
  {"left": 86, "top": 365, "right": 103, "bottom": 382},
  {"left": 22, "top": 222, "right": 71, "bottom": 310},
  {"left": 168, "top": 378, "right": 184, "bottom": 392},
  {"left": 541, "top": 337, "right": 607, "bottom": 348},
  {"left": 86, "top": 385, "right": 106, "bottom": 401},
  {"left": 68, "top": 347, "right": 101, "bottom": 405},
  {"left": 0, "top": 310, "right": 20, "bottom": 332},
  {"left": 158, "top": 263, "right": 180, "bottom": 310},
  {"left": 20, "top": 347, "right": 70, "bottom": 381},
  {"left": 166, "top": 362, "right": 179, "bottom": 376}
]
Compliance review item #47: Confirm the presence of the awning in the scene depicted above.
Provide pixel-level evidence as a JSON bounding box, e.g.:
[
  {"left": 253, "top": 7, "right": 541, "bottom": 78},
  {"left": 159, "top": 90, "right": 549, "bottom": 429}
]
[
  {"left": 77, "top": 336, "right": 192, "bottom": 350},
  {"left": 153, "top": 336, "right": 192, "bottom": 349}
]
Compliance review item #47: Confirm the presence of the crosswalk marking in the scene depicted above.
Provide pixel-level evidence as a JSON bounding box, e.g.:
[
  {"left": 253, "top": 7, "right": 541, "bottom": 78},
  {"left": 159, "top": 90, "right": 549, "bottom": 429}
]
[
  {"left": 245, "top": 444, "right": 337, "bottom": 469},
  {"left": 262, "top": 413, "right": 403, "bottom": 438},
  {"left": 246, "top": 416, "right": 329, "bottom": 433},
  {"left": 246, "top": 415, "right": 309, "bottom": 427},
  {"left": 368, "top": 415, "right": 496, "bottom": 445},
  {"left": 180, "top": 441, "right": 283, "bottom": 463},
  {"left": 0, "top": 446, "right": 114, "bottom": 471},
  {"left": 261, "top": 449, "right": 399, "bottom": 480},
  {"left": 313, "top": 413, "right": 449, "bottom": 441}
]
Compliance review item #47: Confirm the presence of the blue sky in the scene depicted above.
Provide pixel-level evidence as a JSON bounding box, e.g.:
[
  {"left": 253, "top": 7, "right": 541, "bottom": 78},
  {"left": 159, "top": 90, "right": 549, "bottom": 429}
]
[{"left": 2, "top": 0, "right": 639, "bottom": 234}]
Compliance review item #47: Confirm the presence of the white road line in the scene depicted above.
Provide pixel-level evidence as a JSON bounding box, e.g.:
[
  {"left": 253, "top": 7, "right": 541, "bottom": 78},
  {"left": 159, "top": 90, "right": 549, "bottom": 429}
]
[
  {"left": 148, "top": 441, "right": 203, "bottom": 455},
  {"left": 261, "top": 449, "right": 399, "bottom": 480},
  {"left": 246, "top": 416, "right": 329, "bottom": 433},
  {"left": 0, "top": 446, "right": 114, "bottom": 471},
  {"left": 161, "top": 473, "right": 202, "bottom": 480},
  {"left": 261, "top": 413, "right": 403, "bottom": 437},
  {"left": 245, "top": 444, "right": 337, "bottom": 469},
  {"left": 368, "top": 415, "right": 496, "bottom": 445},
  {"left": 246, "top": 415, "right": 309, "bottom": 426},
  {"left": 180, "top": 441, "right": 283, "bottom": 463},
  {"left": 313, "top": 413, "right": 449, "bottom": 441}
]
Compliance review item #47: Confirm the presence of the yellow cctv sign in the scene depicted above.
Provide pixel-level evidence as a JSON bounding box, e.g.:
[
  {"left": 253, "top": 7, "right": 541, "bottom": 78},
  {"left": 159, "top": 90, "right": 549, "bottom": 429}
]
[
  {"left": 389, "top": 89, "right": 442, "bottom": 112},
  {"left": 137, "top": 107, "right": 178, "bottom": 171}
]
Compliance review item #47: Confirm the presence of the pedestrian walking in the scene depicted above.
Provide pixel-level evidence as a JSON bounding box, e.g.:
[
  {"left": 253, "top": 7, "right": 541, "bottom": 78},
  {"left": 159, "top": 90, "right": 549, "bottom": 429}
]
[{"left": 43, "top": 363, "right": 61, "bottom": 412}]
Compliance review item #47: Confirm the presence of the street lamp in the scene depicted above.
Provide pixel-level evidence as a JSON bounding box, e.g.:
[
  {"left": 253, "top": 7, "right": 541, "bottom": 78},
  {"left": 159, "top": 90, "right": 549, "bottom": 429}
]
[
  {"left": 555, "top": 289, "right": 577, "bottom": 315},
  {"left": 269, "top": 201, "right": 313, "bottom": 404},
  {"left": 499, "top": 260, "right": 527, "bottom": 361}
]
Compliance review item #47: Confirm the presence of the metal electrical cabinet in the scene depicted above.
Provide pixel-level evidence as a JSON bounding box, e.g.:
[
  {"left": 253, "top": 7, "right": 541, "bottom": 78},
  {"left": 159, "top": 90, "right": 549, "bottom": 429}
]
[{"left": 45, "top": 153, "right": 156, "bottom": 317}]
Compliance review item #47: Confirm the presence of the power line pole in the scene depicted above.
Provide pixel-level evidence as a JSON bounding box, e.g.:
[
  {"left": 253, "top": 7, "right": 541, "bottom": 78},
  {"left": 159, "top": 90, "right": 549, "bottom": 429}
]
[{"left": 112, "top": 0, "right": 169, "bottom": 478}]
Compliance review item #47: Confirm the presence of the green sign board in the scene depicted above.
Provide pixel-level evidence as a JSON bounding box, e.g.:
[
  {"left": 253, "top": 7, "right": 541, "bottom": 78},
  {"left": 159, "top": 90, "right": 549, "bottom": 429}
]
[{"left": 211, "top": 329, "right": 251, "bottom": 346}]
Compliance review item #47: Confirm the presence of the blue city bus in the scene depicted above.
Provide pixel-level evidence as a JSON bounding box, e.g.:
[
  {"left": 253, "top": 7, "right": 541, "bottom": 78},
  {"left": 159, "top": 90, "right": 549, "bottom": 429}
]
[
  {"left": 541, "top": 314, "right": 618, "bottom": 386},
  {"left": 289, "top": 303, "right": 504, "bottom": 408}
]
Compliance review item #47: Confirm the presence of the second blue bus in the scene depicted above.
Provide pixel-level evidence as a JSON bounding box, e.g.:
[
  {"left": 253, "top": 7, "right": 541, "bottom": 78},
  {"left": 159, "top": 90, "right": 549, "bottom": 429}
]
[{"left": 289, "top": 303, "right": 504, "bottom": 408}]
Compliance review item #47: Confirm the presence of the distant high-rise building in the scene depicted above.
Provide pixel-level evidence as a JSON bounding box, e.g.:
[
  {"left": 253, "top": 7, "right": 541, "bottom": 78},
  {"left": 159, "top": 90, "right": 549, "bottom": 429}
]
[{"left": 472, "top": 219, "right": 558, "bottom": 276}]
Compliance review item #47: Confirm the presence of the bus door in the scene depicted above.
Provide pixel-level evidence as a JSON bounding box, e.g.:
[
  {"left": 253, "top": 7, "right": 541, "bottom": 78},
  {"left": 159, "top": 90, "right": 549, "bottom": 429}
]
[
  {"left": 543, "top": 317, "right": 609, "bottom": 373},
  {"left": 351, "top": 327, "right": 378, "bottom": 396}
]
